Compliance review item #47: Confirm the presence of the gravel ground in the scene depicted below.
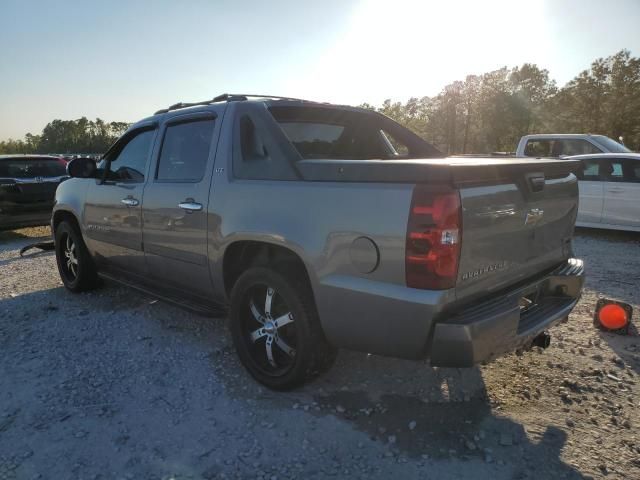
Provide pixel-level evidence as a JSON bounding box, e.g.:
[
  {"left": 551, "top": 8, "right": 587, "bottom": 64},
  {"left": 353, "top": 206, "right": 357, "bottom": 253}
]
[{"left": 0, "top": 226, "right": 639, "bottom": 480}]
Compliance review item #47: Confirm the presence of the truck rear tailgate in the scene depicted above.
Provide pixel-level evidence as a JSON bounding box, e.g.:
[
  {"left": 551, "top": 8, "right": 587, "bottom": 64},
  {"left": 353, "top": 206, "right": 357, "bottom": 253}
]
[{"left": 455, "top": 170, "right": 578, "bottom": 302}]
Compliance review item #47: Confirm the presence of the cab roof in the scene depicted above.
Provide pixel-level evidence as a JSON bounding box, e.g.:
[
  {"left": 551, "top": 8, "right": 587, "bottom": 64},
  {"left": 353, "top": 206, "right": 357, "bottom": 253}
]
[{"left": 131, "top": 94, "right": 385, "bottom": 132}]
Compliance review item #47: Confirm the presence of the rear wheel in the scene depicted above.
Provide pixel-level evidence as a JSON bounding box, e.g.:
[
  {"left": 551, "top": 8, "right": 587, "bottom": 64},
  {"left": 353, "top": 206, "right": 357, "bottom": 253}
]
[
  {"left": 229, "top": 267, "right": 336, "bottom": 390},
  {"left": 55, "top": 220, "right": 98, "bottom": 292}
]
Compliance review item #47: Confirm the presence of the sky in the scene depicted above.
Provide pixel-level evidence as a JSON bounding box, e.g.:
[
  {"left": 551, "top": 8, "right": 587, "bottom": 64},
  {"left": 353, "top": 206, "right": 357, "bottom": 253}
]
[{"left": 1, "top": 0, "right": 639, "bottom": 140}]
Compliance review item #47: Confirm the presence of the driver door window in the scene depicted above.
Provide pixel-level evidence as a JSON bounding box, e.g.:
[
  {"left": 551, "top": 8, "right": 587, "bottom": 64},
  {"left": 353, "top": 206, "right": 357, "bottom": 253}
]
[{"left": 107, "top": 129, "right": 155, "bottom": 182}]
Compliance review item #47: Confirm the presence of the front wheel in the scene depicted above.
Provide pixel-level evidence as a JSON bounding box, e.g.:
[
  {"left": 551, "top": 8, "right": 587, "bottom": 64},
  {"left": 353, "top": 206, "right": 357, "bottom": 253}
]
[
  {"left": 55, "top": 220, "right": 98, "bottom": 292},
  {"left": 229, "top": 267, "right": 336, "bottom": 390}
]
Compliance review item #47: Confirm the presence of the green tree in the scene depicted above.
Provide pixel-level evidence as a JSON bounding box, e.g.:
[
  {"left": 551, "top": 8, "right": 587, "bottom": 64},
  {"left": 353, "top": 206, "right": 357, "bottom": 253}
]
[
  {"left": 368, "top": 49, "right": 640, "bottom": 153},
  {"left": 0, "top": 118, "right": 130, "bottom": 155}
]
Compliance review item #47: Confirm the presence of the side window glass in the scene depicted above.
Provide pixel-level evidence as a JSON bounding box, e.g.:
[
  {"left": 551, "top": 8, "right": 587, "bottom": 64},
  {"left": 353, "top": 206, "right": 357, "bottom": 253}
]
[
  {"left": 561, "top": 140, "right": 602, "bottom": 156},
  {"left": 240, "top": 115, "right": 268, "bottom": 161},
  {"left": 579, "top": 160, "right": 602, "bottom": 181},
  {"left": 108, "top": 129, "right": 155, "bottom": 182},
  {"left": 232, "top": 109, "right": 297, "bottom": 181},
  {"left": 610, "top": 160, "right": 640, "bottom": 183},
  {"left": 610, "top": 162, "right": 624, "bottom": 180},
  {"left": 524, "top": 140, "right": 552, "bottom": 157},
  {"left": 157, "top": 118, "right": 215, "bottom": 182}
]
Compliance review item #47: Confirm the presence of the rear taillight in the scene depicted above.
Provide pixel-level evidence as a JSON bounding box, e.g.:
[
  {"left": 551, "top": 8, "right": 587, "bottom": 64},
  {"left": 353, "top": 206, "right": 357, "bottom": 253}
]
[{"left": 406, "top": 187, "right": 462, "bottom": 290}]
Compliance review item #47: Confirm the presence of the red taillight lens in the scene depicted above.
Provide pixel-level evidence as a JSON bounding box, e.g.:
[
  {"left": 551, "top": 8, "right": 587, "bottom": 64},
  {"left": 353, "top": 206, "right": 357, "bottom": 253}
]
[{"left": 406, "top": 187, "right": 461, "bottom": 289}]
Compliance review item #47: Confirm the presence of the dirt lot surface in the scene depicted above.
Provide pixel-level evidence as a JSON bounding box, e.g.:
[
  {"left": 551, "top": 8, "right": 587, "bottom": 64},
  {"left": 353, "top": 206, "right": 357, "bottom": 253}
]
[{"left": 1, "top": 227, "right": 639, "bottom": 480}]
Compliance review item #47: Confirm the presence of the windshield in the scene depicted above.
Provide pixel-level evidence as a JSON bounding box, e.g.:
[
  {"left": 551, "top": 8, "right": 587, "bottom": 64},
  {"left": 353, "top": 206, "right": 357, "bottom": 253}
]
[
  {"left": 0, "top": 158, "right": 67, "bottom": 178},
  {"left": 591, "top": 135, "right": 631, "bottom": 153}
]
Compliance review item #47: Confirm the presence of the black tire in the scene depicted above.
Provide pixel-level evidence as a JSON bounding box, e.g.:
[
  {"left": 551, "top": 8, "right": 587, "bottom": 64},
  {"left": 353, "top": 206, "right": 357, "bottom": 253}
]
[
  {"left": 54, "top": 220, "right": 99, "bottom": 293},
  {"left": 229, "top": 266, "right": 337, "bottom": 390}
]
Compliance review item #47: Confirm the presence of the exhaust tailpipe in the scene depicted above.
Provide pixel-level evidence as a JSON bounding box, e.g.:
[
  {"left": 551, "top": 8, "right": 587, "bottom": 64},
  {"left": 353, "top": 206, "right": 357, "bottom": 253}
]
[{"left": 531, "top": 331, "right": 551, "bottom": 349}]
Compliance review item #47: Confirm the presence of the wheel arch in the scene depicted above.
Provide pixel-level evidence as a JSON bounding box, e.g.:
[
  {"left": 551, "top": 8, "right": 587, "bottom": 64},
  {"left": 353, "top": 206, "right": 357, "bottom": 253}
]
[
  {"left": 52, "top": 209, "right": 81, "bottom": 234},
  {"left": 222, "top": 240, "right": 316, "bottom": 301}
]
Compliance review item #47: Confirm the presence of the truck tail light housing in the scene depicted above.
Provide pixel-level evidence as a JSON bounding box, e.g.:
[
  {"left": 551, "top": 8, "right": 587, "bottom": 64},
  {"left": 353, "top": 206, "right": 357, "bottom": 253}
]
[{"left": 406, "top": 187, "right": 462, "bottom": 290}]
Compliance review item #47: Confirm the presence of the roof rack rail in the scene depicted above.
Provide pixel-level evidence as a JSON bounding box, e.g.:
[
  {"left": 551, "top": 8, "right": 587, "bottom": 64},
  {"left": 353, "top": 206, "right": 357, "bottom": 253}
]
[
  {"left": 154, "top": 93, "right": 317, "bottom": 115},
  {"left": 218, "top": 93, "right": 316, "bottom": 103}
]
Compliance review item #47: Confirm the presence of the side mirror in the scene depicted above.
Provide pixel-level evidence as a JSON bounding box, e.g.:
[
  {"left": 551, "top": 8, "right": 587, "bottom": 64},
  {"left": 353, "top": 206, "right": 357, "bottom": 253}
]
[{"left": 67, "top": 157, "right": 98, "bottom": 178}]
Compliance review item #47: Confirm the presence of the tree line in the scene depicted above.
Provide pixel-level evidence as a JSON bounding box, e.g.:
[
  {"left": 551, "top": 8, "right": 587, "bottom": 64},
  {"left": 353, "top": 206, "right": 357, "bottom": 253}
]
[
  {"left": 362, "top": 50, "right": 640, "bottom": 154},
  {"left": 1, "top": 50, "right": 638, "bottom": 156},
  {"left": 0, "top": 118, "right": 129, "bottom": 155}
]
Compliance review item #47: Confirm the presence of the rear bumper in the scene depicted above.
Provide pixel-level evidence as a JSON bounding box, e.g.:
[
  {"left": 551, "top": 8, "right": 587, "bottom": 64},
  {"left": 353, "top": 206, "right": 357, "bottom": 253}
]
[
  {"left": 0, "top": 199, "right": 53, "bottom": 230},
  {"left": 429, "top": 258, "right": 584, "bottom": 367},
  {"left": 0, "top": 211, "right": 52, "bottom": 231}
]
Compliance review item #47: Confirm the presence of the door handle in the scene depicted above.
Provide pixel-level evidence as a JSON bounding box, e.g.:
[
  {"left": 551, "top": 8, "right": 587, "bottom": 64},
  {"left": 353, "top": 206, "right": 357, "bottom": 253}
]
[
  {"left": 178, "top": 200, "right": 203, "bottom": 212},
  {"left": 608, "top": 188, "right": 624, "bottom": 193},
  {"left": 121, "top": 197, "right": 139, "bottom": 207}
]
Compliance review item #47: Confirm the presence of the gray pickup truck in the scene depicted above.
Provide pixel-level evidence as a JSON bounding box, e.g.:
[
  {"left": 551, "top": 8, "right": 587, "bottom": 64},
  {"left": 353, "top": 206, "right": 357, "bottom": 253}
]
[{"left": 53, "top": 94, "right": 584, "bottom": 389}]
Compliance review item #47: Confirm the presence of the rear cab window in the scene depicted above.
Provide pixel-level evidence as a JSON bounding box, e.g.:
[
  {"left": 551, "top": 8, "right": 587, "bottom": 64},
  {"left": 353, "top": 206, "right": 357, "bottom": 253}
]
[
  {"left": 268, "top": 105, "right": 437, "bottom": 160},
  {"left": 231, "top": 103, "right": 441, "bottom": 180},
  {"left": 0, "top": 157, "right": 67, "bottom": 179},
  {"left": 277, "top": 122, "right": 345, "bottom": 158},
  {"left": 524, "top": 139, "right": 602, "bottom": 157}
]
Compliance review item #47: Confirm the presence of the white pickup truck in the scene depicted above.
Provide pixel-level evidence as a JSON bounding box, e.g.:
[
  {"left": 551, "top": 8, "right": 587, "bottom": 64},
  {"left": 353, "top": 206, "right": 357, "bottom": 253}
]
[{"left": 516, "top": 134, "right": 631, "bottom": 157}]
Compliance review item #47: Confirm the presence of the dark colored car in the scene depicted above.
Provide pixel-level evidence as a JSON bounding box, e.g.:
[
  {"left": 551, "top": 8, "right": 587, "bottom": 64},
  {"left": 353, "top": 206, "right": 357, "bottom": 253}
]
[{"left": 0, "top": 155, "right": 69, "bottom": 230}]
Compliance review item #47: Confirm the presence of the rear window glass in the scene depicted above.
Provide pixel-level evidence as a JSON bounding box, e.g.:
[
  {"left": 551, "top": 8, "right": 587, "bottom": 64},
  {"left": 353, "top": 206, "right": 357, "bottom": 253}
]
[
  {"left": 279, "top": 123, "right": 345, "bottom": 144},
  {"left": 269, "top": 106, "right": 439, "bottom": 160},
  {"left": 524, "top": 139, "right": 601, "bottom": 157},
  {"left": 0, "top": 158, "right": 67, "bottom": 178},
  {"left": 277, "top": 122, "right": 345, "bottom": 158},
  {"left": 592, "top": 135, "right": 631, "bottom": 153}
]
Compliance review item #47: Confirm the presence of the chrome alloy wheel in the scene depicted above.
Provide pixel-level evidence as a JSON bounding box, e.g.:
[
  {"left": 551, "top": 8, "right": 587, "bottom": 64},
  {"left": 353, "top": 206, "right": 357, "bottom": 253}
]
[
  {"left": 62, "top": 233, "right": 78, "bottom": 279},
  {"left": 243, "top": 285, "right": 297, "bottom": 375}
]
